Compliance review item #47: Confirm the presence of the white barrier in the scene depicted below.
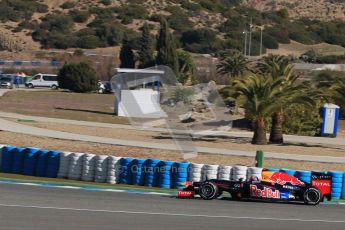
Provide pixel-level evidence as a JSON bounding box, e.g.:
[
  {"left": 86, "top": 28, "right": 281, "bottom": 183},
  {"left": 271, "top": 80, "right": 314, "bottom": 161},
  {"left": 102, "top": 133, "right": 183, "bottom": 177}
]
[
  {"left": 189, "top": 163, "right": 204, "bottom": 182},
  {"left": 107, "top": 156, "right": 121, "bottom": 184},
  {"left": 57, "top": 152, "right": 72, "bottom": 178},
  {"left": 217, "top": 165, "right": 232, "bottom": 180},
  {"left": 94, "top": 155, "right": 108, "bottom": 183},
  {"left": 231, "top": 165, "right": 248, "bottom": 181},
  {"left": 247, "top": 167, "right": 263, "bottom": 180},
  {"left": 202, "top": 164, "right": 219, "bottom": 181},
  {"left": 81, "top": 154, "right": 96, "bottom": 182},
  {"left": 67, "top": 153, "right": 84, "bottom": 180}
]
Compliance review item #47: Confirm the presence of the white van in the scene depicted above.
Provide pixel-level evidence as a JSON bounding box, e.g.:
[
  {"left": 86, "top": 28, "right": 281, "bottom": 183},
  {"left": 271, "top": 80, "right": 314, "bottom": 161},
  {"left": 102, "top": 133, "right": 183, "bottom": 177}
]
[{"left": 25, "top": 74, "right": 58, "bottom": 89}]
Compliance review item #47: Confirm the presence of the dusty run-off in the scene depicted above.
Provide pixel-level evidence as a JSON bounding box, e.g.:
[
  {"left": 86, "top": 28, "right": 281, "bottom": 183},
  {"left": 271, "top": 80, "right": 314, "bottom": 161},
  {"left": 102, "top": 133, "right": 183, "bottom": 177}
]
[{"left": 1, "top": 131, "right": 345, "bottom": 171}]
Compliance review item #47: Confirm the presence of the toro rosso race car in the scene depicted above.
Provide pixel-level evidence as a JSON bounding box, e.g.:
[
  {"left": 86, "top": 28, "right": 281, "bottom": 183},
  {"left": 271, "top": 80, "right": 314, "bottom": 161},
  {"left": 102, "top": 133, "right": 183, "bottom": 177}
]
[{"left": 178, "top": 170, "right": 332, "bottom": 205}]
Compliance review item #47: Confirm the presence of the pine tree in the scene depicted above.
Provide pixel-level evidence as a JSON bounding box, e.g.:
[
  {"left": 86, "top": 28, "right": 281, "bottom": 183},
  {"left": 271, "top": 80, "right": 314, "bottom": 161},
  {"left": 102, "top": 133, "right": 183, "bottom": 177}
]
[
  {"left": 156, "top": 19, "right": 179, "bottom": 76},
  {"left": 120, "top": 35, "right": 135, "bottom": 68},
  {"left": 138, "top": 23, "right": 154, "bottom": 68}
]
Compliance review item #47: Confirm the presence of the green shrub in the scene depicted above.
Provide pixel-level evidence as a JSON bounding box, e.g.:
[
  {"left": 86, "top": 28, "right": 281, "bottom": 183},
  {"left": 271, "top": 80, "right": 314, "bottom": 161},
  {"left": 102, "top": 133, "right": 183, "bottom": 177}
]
[
  {"left": 69, "top": 10, "right": 90, "bottom": 23},
  {"left": 100, "top": 0, "right": 111, "bottom": 6},
  {"left": 173, "top": 87, "right": 195, "bottom": 104},
  {"left": 58, "top": 62, "right": 99, "bottom": 93},
  {"left": 77, "top": 35, "right": 102, "bottom": 49},
  {"left": 60, "top": 2, "right": 75, "bottom": 9}
]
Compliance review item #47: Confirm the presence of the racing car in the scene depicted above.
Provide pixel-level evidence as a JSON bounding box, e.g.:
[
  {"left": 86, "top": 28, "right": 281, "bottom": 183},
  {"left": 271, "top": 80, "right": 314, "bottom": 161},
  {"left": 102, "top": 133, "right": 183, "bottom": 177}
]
[{"left": 178, "top": 170, "right": 332, "bottom": 205}]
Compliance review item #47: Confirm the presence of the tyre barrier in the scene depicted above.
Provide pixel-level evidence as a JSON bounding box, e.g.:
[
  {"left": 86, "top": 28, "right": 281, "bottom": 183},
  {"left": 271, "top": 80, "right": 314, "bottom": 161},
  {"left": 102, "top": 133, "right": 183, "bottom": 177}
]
[
  {"left": 157, "top": 161, "right": 174, "bottom": 189},
  {"left": 132, "top": 159, "right": 146, "bottom": 186},
  {"left": 35, "top": 150, "right": 50, "bottom": 177},
  {"left": 119, "top": 158, "right": 134, "bottom": 185},
  {"left": 328, "top": 171, "right": 344, "bottom": 200},
  {"left": 172, "top": 162, "right": 189, "bottom": 189},
  {"left": 188, "top": 163, "right": 204, "bottom": 182},
  {"left": 81, "top": 154, "right": 96, "bottom": 182},
  {"left": 202, "top": 164, "right": 219, "bottom": 181},
  {"left": 67, "top": 153, "right": 84, "bottom": 180},
  {"left": 217, "top": 165, "right": 232, "bottom": 181},
  {"left": 231, "top": 165, "right": 248, "bottom": 181},
  {"left": 94, "top": 155, "right": 108, "bottom": 183},
  {"left": 143, "top": 159, "right": 160, "bottom": 187},
  {"left": 57, "top": 152, "right": 72, "bottom": 178},
  {"left": 0, "top": 145, "right": 344, "bottom": 197},
  {"left": 294, "top": 170, "right": 312, "bottom": 184},
  {"left": 248, "top": 167, "right": 263, "bottom": 180},
  {"left": 107, "top": 156, "right": 121, "bottom": 184}
]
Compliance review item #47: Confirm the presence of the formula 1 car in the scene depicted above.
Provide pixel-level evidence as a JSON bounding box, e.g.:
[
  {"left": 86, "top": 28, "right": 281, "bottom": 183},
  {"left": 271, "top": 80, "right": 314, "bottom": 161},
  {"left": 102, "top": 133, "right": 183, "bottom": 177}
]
[{"left": 178, "top": 171, "right": 332, "bottom": 205}]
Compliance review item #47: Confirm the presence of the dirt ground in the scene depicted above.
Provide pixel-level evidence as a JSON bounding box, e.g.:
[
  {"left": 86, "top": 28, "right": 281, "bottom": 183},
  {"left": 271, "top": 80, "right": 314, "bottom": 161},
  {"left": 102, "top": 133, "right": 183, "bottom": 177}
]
[
  {"left": 1, "top": 131, "right": 345, "bottom": 171},
  {"left": 0, "top": 90, "right": 128, "bottom": 124},
  {"left": 14, "top": 119, "right": 345, "bottom": 158}
]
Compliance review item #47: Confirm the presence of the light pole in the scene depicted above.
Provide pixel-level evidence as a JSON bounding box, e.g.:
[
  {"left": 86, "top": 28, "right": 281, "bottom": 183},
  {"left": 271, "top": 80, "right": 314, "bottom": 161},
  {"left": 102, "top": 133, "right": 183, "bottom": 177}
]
[
  {"left": 248, "top": 18, "right": 253, "bottom": 57},
  {"left": 243, "top": 30, "right": 248, "bottom": 56},
  {"left": 259, "top": 26, "right": 264, "bottom": 56}
]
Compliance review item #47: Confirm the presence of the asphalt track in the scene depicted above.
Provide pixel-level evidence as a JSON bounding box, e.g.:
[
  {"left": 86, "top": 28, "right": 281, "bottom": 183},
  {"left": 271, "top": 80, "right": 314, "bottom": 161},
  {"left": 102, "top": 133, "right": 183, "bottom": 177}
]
[{"left": 0, "top": 184, "right": 344, "bottom": 230}]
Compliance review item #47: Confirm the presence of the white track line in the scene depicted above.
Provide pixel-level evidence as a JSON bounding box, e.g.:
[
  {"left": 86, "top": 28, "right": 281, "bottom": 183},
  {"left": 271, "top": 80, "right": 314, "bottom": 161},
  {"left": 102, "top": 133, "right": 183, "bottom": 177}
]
[{"left": 0, "top": 203, "right": 344, "bottom": 223}]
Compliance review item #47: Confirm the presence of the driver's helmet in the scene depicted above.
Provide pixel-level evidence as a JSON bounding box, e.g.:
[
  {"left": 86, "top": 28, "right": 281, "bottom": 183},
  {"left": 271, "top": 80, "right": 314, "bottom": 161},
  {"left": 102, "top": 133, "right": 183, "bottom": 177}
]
[{"left": 250, "top": 176, "right": 259, "bottom": 181}]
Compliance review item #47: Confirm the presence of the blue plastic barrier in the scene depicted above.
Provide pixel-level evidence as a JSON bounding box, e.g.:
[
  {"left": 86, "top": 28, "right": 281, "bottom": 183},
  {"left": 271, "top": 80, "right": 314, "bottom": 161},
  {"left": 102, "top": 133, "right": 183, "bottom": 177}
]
[
  {"left": 12, "top": 148, "right": 25, "bottom": 174},
  {"left": 46, "top": 151, "right": 60, "bottom": 178},
  {"left": 157, "top": 161, "right": 174, "bottom": 189},
  {"left": 294, "top": 171, "right": 312, "bottom": 183},
  {"left": 132, "top": 159, "right": 145, "bottom": 186},
  {"left": 119, "top": 158, "right": 134, "bottom": 184},
  {"left": 22, "top": 148, "right": 40, "bottom": 176},
  {"left": 35, "top": 150, "right": 50, "bottom": 177},
  {"left": 1, "top": 146, "right": 15, "bottom": 173},
  {"left": 172, "top": 162, "right": 189, "bottom": 189},
  {"left": 280, "top": 169, "right": 296, "bottom": 176},
  {"left": 267, "top": 168, "right": 280, "bottom": 172},
  {"left": 328, "top": 171, "right": 343, "bottom": 200},
  {"left": 144, "top": 159, "right": 160, "bottom": 187}
]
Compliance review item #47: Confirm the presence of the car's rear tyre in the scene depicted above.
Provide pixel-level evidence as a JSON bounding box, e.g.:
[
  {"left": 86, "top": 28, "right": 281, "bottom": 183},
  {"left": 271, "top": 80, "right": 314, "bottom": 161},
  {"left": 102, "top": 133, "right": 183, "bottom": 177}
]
[
  {"left": 51, "top": 85, "right": 58, "bottom": 90},
  {"left": 199, "top": 182, "right": 219, "bottom": 200},
  {"left": 304, "top": 187, "right": 321, "bottom": 205},
  {"left": 27, "top": 83, "right": 34, "bottom": 88}
]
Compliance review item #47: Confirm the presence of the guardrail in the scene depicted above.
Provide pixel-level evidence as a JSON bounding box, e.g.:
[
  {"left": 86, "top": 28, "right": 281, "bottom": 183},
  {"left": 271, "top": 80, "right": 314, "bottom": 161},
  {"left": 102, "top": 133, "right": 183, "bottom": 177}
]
[{"left": 0, "top": 145, "right": 344, "bottom": 199}]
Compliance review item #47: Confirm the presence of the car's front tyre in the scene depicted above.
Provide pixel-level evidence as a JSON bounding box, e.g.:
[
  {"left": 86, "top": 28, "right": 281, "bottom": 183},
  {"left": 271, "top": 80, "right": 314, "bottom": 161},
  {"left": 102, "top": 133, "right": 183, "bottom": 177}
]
[
  {"left": 304, "top": 187, "right": 322, "bottom": 205},
  {"left": 199, "top": 182, "right": 219, "bottom": 200}
]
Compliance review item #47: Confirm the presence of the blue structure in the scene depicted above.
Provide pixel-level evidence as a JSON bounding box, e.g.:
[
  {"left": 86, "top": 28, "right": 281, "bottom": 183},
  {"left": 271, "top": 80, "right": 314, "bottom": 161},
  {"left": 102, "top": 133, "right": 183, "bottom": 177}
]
[{"left": 321, "top": 103, "right": 340, "bottom": 137}]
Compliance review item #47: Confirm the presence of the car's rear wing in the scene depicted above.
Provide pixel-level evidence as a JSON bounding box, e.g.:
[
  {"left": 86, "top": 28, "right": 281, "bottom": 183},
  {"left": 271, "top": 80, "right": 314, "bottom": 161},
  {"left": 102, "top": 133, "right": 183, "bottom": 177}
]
[{"left": 311, "top": 172, "right": 332, "bottom": 201}]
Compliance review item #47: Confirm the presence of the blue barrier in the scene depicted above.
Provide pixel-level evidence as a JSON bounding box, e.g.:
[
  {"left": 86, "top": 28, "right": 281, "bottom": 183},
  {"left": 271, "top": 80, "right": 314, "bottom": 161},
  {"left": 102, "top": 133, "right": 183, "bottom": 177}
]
[
  {"left": 12, "top": 148, "right": 25, "bottom": 174},
  {"left": 23, "top": 148, "right": 40, "bottom": 176},
  {"left": 172, "top": 162, "right": 189, "bottom": 189},
  {"left": 46, "top": 151, "right": 60, "bottom": 178},
  {"left": 1, "top": 146, "right": 15, "bottom": 173},
  {"left": 267, "top": 168, "right": 280, "bottom": 172},
  {"left": 328, "top": 171, "right": 343, "bottom": 200},
  {"left": 132, "top": 159, "right": 145, "bottom": 186},
  {"left": 35, "top": 150, "right": 50, "bottom": 177},
  {"left": 295, "top": 171, "right": 312, "bottom": 183},
  {"left": 280, "top": 169, "right": 296, "bottom": 176},
  {"left": 158, "top": 161, "right": 174, "bottom": 189},
  {"left": 119, "top": 158, "right": 134, "bottom": 184},
  {"left": 144, "top": 159, "right": 160, "bottom": 187}
]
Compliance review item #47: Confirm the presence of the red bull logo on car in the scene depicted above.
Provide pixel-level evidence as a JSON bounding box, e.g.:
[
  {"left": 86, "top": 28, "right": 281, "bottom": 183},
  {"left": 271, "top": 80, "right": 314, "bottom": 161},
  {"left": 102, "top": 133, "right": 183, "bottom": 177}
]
[
  {"left": 250, "top": 185, "right": 280, "bottom": 199},
  {"left": 262, "top": 172, "right": 305, "bottom": 186}
]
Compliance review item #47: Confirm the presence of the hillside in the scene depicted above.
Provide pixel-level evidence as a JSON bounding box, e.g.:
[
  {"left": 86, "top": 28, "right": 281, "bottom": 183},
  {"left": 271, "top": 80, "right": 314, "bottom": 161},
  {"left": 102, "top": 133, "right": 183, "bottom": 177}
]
[
  {"left": 1, "top": 0, "right": 345, "bottom": 58},
  {"left": 243, "top": 0, "right": 345, "bottom": 20}
]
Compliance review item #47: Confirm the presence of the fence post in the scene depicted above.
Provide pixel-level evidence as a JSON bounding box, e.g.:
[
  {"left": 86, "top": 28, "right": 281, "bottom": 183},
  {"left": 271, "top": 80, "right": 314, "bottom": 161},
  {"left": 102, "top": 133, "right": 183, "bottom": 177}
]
[{"left": 255, "top": 150, "right": 264, "bottom": 168}]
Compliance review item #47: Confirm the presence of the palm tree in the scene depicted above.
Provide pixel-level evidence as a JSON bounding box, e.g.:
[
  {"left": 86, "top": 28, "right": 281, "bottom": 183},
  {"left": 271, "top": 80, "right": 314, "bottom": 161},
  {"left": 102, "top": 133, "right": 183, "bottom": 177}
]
[
  {"left": 217, "top": 51, "right": 249, "bottom": 78},
  {"left": 232, "top": 75, "right": 285, "bottom": 145},
  {"left": 256, "top": 55, "right": 304, "bottom": 143},
  {"left": 177, "top": 50, "right": 196, "bottom": 85}
]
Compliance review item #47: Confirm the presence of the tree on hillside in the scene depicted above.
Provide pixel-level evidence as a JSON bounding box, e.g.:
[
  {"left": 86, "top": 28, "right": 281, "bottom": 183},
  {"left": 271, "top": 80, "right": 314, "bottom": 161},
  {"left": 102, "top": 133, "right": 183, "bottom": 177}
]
[
  {"left": 156, "top": 18, "right": 179, "bottom": 76},
  {"left": 216, "top": 50, "right": 249, "bottom": 78},
  {"left": 138, "top": 23, "right": 154, "bottom": 68},
  {"left": 58, "top": 62, "right": 98, "bottom": 93},
  {"left": 120, "top": 35, "right": 135, "bottom": 68},
  {"left": 177, "top": 50, "right": 196, "bottom": 85}
]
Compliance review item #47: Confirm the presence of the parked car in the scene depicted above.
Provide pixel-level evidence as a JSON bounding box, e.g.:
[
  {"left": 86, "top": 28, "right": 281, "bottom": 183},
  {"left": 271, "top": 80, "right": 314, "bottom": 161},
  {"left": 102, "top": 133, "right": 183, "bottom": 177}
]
[
  {"left": 25, "top": 74, "right": 58, "bottom": 89},
  {"left": 0, "top": 75, "right": 13, "bottom": 89}
]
